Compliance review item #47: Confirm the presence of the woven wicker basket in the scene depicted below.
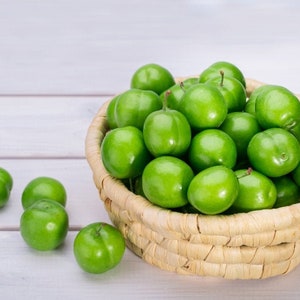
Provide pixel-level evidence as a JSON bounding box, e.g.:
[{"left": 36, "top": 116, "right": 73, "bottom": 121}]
[{"left": 85, "top": 78, "right": 300, "bottom": 280}]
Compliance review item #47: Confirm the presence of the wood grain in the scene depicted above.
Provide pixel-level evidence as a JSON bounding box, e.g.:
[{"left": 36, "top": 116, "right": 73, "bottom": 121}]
[
  {"left": 0, "top": 0, "right": 300, "bottom": 94},
  {"left": 0, "top": 96, "right": 106, "bottom": 157}
]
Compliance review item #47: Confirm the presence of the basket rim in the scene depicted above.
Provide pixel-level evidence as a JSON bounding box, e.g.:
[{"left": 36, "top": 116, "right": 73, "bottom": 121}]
[{"left": 85, "top": 77, "right": 300, "bottom": 238}]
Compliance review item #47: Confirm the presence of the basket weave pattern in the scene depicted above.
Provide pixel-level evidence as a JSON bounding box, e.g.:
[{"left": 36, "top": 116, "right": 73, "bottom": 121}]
[{"left": 85, "top": 78, "right": 300, "bottom": 279}]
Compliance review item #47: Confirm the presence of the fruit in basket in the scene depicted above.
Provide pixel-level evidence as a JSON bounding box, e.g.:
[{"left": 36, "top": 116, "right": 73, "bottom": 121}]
[
  {"left": 255, "top": 85, "right": 300, "bottom": 134},
  {"left": 272, "top": 176, "right": 300, "bottom": 208},
  {"left": 160, "top": 77, "right": 198, "bottom": 110},
  {"left": 0, "top": 167, "right": 13, "bottom": 208},
  {"left": 102, "top": 61, "right": 300, "bottom": 215},
  {"left": 178, "top": 83, "right": 227, "bottom": 131},
  {"left": 112, "top": 89, "right": 162, "bottom": 130},
  {"left": 187, "top": 166, "right": 239, "bottom": 215},
  {"left": 142, "top": 156, "right": 194, "bottom": 208},
  {"left": 21, "top": 176, "right": 67, "bottom": 209},
  {"left": 206, "top": 70, "right": 247, "bottom": 112},
  {"left": 73, "top": 222, "right": 125, "bottom": 274},
  {"left": 247, "top": 128, "right": 300, "bottom": 177},
  {"left": 160, "top": 83, "right": 185, "bottom": 111},
  {"left": 244, "top": 85, "right": 276, "bottom": 115},
  {"left": 106, "top": 95, "right": 119, "bottom": 129},
  {"left": 231, "top": 169, "right": 277, "bottom": 213},
  {"left": 292, "top": 164, "right": 300, "bottom": 186},
  {"left": 188, "top": 129, "right": 237, "bottom": 172},
  {"left": 143, "top": 107, "right": 191, "bottom": 157},
  {"left": 220, "top": 112, "right": 261, "bottom": 160},
  {"left": 20, "top": 199, "right": 69, "bottom": 251},
  {"left": 199, "top": 61, "right": 246, "bottom": 87},
  {"left": 88, "top": 63, "right": 300, "bottom": 279},
  {"left": 130, "top": 63, "right": 175, "bottom": 95},
  {"left": 182, "top": 77, "right": 199, "bottom": 87},
  {"left": 101, "top": 126, "right": 150, "bottom": 179}
]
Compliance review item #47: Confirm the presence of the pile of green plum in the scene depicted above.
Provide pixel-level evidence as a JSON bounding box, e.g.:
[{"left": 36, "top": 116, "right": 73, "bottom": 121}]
[{"left": 101, "top": 61, "right": 300, "bottom": 215}]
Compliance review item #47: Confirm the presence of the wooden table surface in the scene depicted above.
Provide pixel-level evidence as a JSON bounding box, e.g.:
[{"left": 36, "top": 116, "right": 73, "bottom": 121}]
[{"left": 1, "top": 1, "right": 300, "bottom": 299}]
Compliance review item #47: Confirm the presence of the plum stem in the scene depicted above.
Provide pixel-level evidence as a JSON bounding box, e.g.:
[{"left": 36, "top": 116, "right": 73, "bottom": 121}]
[
  {"left": 163, "top": 90, "right": 171, "bottom": 110},
  {"left": 220, "top": 70, "right": 225, "bottom": 87},
  {"left": 237, "top": 167, "right": 253, "bottom": 179}
]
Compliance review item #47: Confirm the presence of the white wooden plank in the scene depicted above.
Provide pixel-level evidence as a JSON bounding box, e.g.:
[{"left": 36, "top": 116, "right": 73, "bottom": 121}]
[
  {"left": 0, "top": 159, "right": 111, "bottom": 229},
  {"left": 1, "top": 0, "right": 300, "bottom": 94},
  {"left": 0, "top": 96, "right": 108, "bottom": 157},
  {"left": 1, "top": 231, "right": 300, "bottom": 299}
]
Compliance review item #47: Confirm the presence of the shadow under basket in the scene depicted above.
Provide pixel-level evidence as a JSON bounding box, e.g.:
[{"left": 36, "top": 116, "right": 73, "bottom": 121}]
[{"left": 85, "top": 78, "right": 300, "bottom": 280}]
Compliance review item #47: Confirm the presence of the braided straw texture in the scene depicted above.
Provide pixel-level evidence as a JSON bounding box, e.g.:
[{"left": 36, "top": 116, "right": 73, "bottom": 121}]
[{"left": 85, "top": 78, "right": 300, "bottom": 280}]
